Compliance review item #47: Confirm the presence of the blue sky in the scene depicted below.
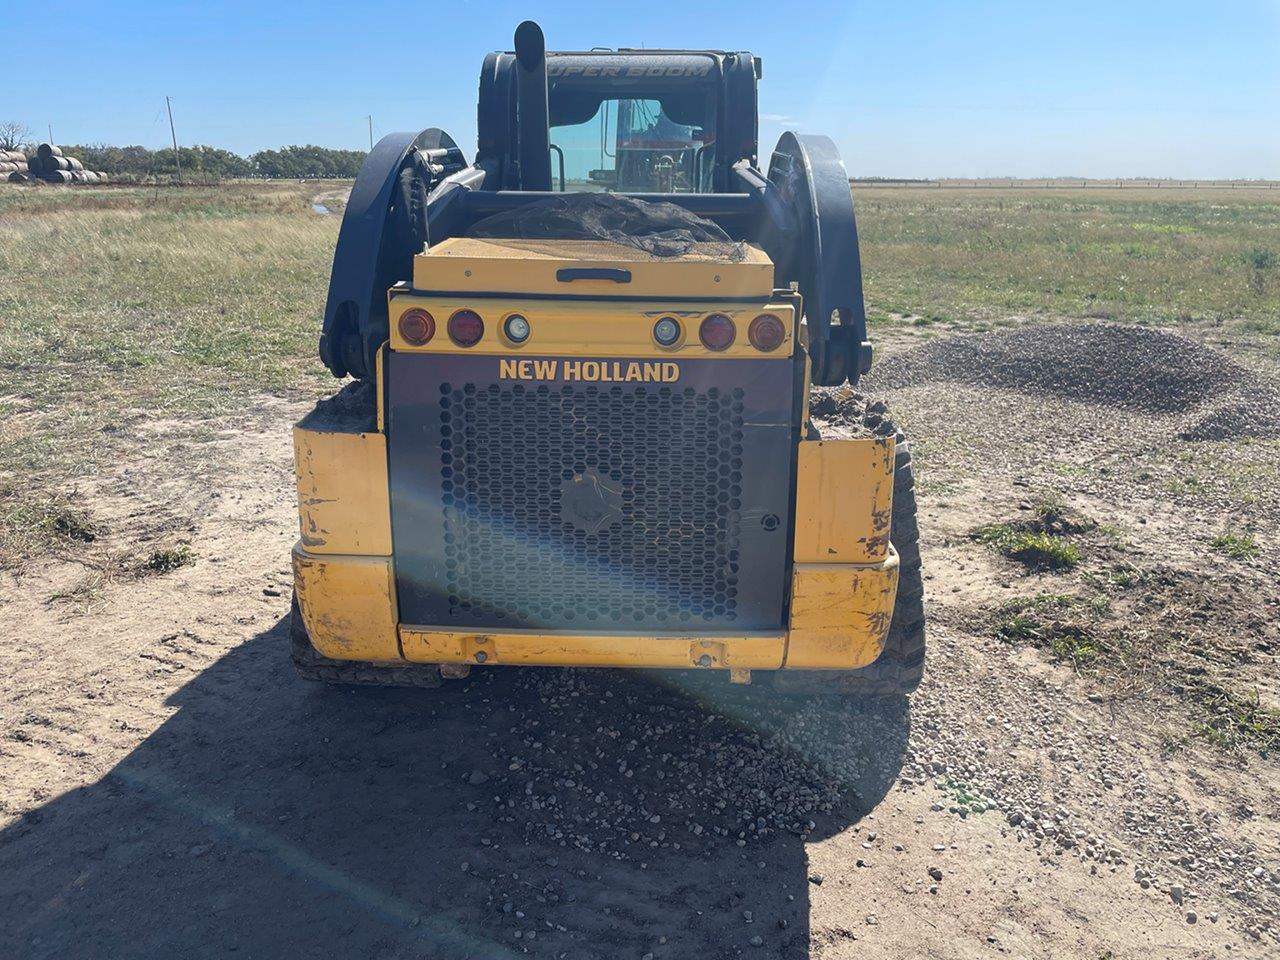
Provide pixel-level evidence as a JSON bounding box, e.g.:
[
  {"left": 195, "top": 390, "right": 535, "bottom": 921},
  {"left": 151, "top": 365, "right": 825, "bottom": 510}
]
[{"left": 6, "top": 0, "right": 1278, "bottom": 178}]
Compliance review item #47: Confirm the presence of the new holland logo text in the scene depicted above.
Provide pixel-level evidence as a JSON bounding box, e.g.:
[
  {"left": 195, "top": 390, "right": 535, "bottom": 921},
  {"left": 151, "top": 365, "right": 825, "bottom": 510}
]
[{"left": 499, "top": 358, "right": 680, "bottom": 383}]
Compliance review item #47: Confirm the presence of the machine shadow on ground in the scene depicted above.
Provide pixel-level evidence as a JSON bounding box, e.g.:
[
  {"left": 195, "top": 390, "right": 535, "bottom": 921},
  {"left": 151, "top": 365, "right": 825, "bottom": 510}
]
[{"left": 0, "top": 617, "right": 909, "bottom": 960}]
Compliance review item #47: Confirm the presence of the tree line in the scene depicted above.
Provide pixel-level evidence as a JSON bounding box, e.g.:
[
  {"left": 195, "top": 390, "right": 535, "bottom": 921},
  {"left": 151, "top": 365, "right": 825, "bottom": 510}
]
[{"left": 43, "top": 143, "right": 368, "bottom": 181}]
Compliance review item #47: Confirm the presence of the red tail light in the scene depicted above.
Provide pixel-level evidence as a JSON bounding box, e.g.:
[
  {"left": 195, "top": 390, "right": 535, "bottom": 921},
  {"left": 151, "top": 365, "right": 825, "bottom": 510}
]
[
  {"left": 748, "top": 314, "right": 786, "bottom": 352},
  {"left": 448, "top": 309, "right": 484, "bottom": 347},
  {"left": 698, "top": 313, "right": 736, "bottom": 351},
  {"left": 398, "top": 308, "right": 435, "bottom": 346}
]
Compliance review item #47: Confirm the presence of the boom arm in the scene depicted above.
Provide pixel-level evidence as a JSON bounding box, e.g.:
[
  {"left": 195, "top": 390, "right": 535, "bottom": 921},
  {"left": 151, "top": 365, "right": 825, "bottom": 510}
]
[
  {"left": 319, "top": 129, "right": 472, "bottom": 379},
  {"left": 756, "top": 133, "right": 870, "bottom": 385}
]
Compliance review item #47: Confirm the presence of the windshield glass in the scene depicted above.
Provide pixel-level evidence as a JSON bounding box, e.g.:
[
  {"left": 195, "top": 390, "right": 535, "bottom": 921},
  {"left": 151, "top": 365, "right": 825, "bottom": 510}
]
[{"left": 550, "top": 97, "right": 716, "bottom": 193}]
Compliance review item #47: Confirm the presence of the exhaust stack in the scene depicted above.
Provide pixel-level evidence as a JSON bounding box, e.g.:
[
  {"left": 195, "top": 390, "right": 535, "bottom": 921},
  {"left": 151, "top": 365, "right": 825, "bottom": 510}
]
[{"left": 514, "top": 20, "right": 553, "bottom": 191}]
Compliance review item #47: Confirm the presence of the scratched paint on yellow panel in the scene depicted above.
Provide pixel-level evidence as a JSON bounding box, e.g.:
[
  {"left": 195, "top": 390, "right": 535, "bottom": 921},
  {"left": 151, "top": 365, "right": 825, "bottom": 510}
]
[
  {"left": 793, "top": 438, "right": 895, "bottom": 563},
  {"left": 293, "top": 426, "right": 391, "bottom": 556},
  {"left": 375, "top": 342, "right": 387, "bottom": 432},
  {"left": 292, "top": 545, "right": 401, "bottom": 662},
  {"left": 783, "top": 554, "right": 899, "bottom": 669},
  {"left": 400, "top": 629, "right": 786, "bottom": 670}
]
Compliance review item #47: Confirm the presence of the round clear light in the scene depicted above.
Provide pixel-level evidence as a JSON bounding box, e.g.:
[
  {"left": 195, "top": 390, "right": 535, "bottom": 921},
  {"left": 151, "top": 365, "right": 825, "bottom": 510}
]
[
  {"left": 653, "top": 317, "right": 681, "bottom": 346},
  {"left": 504, "top": 314, "right": 531, "bottom": 343}
]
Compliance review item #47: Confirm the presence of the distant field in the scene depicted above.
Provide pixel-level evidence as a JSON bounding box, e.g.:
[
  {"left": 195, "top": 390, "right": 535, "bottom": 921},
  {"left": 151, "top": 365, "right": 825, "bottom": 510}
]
[
  {"left": 856, "top": 178, "right": 1280, "bottom": 190},
  {"left": 1, "top": 180, "right": 1278, "bottom": 564},
  {"left": 853, "top": 186, "right": 1280, "bottom": 346}
]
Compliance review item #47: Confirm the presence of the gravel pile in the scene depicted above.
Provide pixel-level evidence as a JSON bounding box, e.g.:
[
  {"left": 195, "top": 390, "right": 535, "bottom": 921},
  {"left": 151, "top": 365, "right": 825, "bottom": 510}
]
[
  {"left": 1178, "top": 385, "right": 1280, "bottom": 441},
  {"left": 868, "top": 323, "right": 1280, "bottom": 438}
]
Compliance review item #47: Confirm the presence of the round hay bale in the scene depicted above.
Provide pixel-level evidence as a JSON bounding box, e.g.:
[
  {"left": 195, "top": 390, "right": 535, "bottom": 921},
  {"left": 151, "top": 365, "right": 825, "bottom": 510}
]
[
  {"left": 25, "top": 155, "right": 42, "bottom": 175},
  {"left": 37, "top": 143, "right": 63, "bottom": 160},
  {"left": 8, "top": 171, "right": 29, "bottom": 183},
  {"left": 81, "top": 170, "right": 98, "bottom": 183},
  {"left": 70, "top": 170, "right": 87, "bottom": 183},
  {"left": 95, "top": 171, "right": 109, "bottom": 182},
  {"left": 44, "top": 169, "right": 72, "bottom": 183},
  {"left": 2, "top": 150, "right": 21, "bottom": 163},
  {"left": 66, "top": 156, "right": 84, "bottom": 171},
  {"left": 0, "top": 162, "right": 14, "bottom": 173},
  {"left": 44, "top": 156, "right": 69, "bottom": 171}
]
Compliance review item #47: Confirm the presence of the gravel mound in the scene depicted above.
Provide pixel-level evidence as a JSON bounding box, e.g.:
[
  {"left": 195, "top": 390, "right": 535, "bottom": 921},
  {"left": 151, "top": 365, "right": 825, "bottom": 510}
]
[
  {"left": 1178, "top": 386, "right": 1280, "bottom": 441},
  {"left": 869, "top": 324, "right": 1280, "bottom": 431}
]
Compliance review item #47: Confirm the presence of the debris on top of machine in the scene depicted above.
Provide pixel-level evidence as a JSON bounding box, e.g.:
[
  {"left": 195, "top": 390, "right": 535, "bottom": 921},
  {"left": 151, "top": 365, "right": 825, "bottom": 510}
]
[
  {"left": 467, "top": 192, "right": 748, "bottom": 261},
  {"left": 810, "top": 388, "right": 899, "bottom": 438},
  {"left": 297, "top": 378, "right": 376, "bottom": 433}
]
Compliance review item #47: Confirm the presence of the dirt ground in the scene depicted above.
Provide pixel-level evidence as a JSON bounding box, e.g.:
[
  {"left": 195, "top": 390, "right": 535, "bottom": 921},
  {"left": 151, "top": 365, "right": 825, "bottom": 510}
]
[{"left": 1, "top": 322, "right": 1278, "bottom": 959}]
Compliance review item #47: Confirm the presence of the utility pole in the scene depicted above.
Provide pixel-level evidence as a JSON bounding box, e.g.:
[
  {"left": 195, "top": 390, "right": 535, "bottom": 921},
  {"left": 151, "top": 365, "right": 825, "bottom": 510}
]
[
  {"left": 166, "top": 96, "right": 182, "bottom": 184},
  {"left": 367, "top": 115, "right": 374, "bottom": 150},
  {"left": 47, "top": 123, "right": 53, "bottom": 145}
]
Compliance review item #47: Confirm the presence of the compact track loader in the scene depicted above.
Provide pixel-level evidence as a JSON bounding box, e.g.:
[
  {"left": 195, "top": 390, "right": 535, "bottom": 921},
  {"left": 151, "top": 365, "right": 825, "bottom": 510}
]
[{"left": 291, "top": 21, "right": 925, "bottom": 695}]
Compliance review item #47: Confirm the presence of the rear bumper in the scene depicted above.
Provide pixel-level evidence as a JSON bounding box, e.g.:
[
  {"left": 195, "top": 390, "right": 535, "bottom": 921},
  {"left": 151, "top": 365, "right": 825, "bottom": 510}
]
[{"left": 292, "top": 542, "right": 898, "bottom": 671}]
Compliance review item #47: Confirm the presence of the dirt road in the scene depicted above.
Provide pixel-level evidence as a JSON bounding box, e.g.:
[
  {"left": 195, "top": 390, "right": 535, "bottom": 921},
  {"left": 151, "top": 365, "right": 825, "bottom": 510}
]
[{"left": 1, "top": 323, "right": 1277, "bottom": 959}]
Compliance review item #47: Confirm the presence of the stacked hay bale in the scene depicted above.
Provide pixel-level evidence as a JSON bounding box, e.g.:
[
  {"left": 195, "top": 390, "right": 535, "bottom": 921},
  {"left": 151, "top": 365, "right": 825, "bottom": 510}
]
[
  {"left": 23, "top": 144, "right": 110, "bottom": 184},
  {"left": 1, "top": 149, "right": 29, "bottom": 182}
]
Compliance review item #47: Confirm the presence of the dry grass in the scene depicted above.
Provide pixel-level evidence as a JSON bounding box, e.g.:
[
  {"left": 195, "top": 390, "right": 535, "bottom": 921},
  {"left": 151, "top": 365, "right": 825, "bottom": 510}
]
[
  {"left": 855, "top": 187, "right": 1280, "bottom": 346},
  {"left": 0, "top": 181, "right": 338, "bottom": 565}
]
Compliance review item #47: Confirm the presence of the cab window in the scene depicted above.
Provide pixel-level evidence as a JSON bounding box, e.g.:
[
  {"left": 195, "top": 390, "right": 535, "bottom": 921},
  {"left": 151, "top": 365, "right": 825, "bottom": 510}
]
[{"left": 549, "top": 95, "right": 716, "bottom": 193}]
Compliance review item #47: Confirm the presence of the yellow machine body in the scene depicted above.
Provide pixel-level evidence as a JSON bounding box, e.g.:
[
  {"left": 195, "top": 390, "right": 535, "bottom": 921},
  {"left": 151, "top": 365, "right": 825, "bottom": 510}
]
[{"left": 292, "top": 239, "right": 898, "bottom": 674}]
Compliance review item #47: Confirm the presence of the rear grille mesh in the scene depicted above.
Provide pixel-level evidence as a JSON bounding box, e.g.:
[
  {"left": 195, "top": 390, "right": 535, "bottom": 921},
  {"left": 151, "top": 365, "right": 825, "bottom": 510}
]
[{"left": 439, "top": 382, "right": 745, "bottom": 627}]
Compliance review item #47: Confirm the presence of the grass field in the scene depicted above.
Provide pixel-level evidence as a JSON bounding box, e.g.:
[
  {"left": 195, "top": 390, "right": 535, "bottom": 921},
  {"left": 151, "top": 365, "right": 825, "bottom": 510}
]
[
  {"left": 856, "top": 187, "right": 1280, "bottom": 342},
  {"left": 0, "top": 182, "right": 340, "bottom": 566},
  {"left": 1, "top": 181, "right": 1278, "bottom": 566}
]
